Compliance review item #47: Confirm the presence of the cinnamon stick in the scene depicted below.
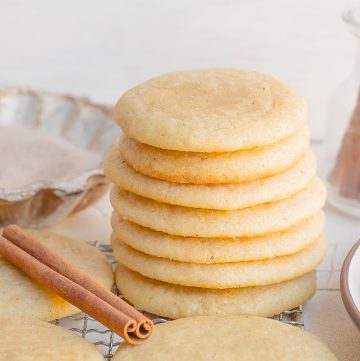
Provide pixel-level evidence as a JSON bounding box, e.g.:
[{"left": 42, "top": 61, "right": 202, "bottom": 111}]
[
  {"left": 329, "top": 88, "right": 360, "bottom": 199},
  {"left": 0, "top": 225, "right": 153, "bottom": 344}
]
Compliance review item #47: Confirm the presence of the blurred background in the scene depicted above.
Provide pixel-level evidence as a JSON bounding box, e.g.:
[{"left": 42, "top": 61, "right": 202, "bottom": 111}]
[{"left": 0, "top": 0, "right": 354, "bottom": 141}]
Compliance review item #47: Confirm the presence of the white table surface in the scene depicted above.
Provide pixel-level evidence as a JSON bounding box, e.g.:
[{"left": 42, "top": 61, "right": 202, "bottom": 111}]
[{"left": 1, "top": 0, "right": 360, "bottom": 359}]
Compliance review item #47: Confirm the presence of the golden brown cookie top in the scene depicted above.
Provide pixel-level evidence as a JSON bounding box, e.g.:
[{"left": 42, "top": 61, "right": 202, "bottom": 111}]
[{"left": 115, "top": 69, "right": 306, "bottom": 152}]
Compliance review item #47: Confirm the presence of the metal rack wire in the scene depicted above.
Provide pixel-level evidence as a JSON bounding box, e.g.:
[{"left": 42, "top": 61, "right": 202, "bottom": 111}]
[{"left": 51, "top": 242, "right": 304, "bottom": 360}]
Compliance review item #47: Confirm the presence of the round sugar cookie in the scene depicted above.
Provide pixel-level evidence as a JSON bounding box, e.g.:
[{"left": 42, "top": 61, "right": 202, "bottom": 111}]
[
  {"left": 113, "top": 315, "right": 337, "bottom": 361},
  {"left": 105, "top": 148, "right": 316, "bottom": 210},
  {"left": 0, "top": 317, "right": 103, "bottom": 361},
  {"left": 115, "top": 69, "right": 307, "bottom": 152},
  {"left": 110, "top": 177, "right": 326, "bottom": 238},
  {"left": 113, "top": 236, "right": 326, "bottom": 288},
  {"left": 119, "top": 125, "right": 310, "bottom": 184},
  {"left": 0, "top": 230, "right": 113, "bottom": 321},
  {"left": 111, "top": 211, "right": 324, "bottom": 263},
  {"left": 116, "top": 265, "right": 316, "bottom": 318}
]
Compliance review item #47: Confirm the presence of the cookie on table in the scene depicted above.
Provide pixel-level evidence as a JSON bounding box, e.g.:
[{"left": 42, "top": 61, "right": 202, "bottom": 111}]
[
  {"left": 110, "top": 177, "right": 326, "bottom": 238},
  {"left": 113, "top": 236, "right": 326, "bottom": 288},
  {"left": 0, "top": 317, "right": 103, "bottom": 361},
  {"left": 115, "top": 68, "right": 307, "bottom": 152},
  {"left": 111, "top": 211, "right": 324, "bottom": 263},
  {"left": 0, "top": 230, "right": 113, "bottom": 321},
  {"left": 116, "top": 265, "right": 316, "bottom": 318},
  {"left": 118, "top": 125, "right": 309, "bottom": 184},
  {"left": 105, "top": 149, "right": 316, "bottom": 210},
  {"left": 113, "top": 315, "right": 337, "bottom": 361}
]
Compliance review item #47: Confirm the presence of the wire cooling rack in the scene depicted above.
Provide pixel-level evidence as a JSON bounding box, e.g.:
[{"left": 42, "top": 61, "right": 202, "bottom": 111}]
[{"left": 51, "top": 242, "right": 304, "bottom": 360}]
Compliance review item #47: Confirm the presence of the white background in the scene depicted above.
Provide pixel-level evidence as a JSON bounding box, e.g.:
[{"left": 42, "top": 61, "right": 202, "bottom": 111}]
[
  {"left": 1, "top": 1, "right": 360, "bottom": 360},
  {"left": 0, "top": 0, "right": 356, "bottom": 140}
]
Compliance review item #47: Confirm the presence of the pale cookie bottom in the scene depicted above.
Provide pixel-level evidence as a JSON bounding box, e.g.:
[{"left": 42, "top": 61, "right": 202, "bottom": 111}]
[
  {"left": 111, "top": 211, "right": 324, "bottom": 263},
  {"left": 113, "top": 314, "right": 337, "bottom": 361},
  {"left": 115, "top": 265, "right": 316, "bottom": 319},
  {"left": 113, "top": 236, "right": 326, "bottom": 288},
  {"left": 110, "top": 177, "right": 326, "bottom": 238},
  {"left": 105, "top": 148, "right": 316, "bottom": 210},
  {"left": 119, "top": 125, "right": 310, "bottom": 184}
]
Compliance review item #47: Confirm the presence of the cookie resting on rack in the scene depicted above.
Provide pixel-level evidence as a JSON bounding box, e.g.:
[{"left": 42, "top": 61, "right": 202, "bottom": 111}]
[
  {"left": 0, "top": 230, "right": 113, "bottom": 321},
  {"left": 113, "top": 315, "right": 337, "bottom": 361},
  {"left": 0, "top": 317, "right": 104, "bottom": 361}
]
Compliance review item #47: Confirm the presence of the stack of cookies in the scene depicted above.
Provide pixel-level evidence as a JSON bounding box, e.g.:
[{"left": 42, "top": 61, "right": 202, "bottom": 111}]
[{"left": 104, "top": 69, "right": 327, "bottom": 319}]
